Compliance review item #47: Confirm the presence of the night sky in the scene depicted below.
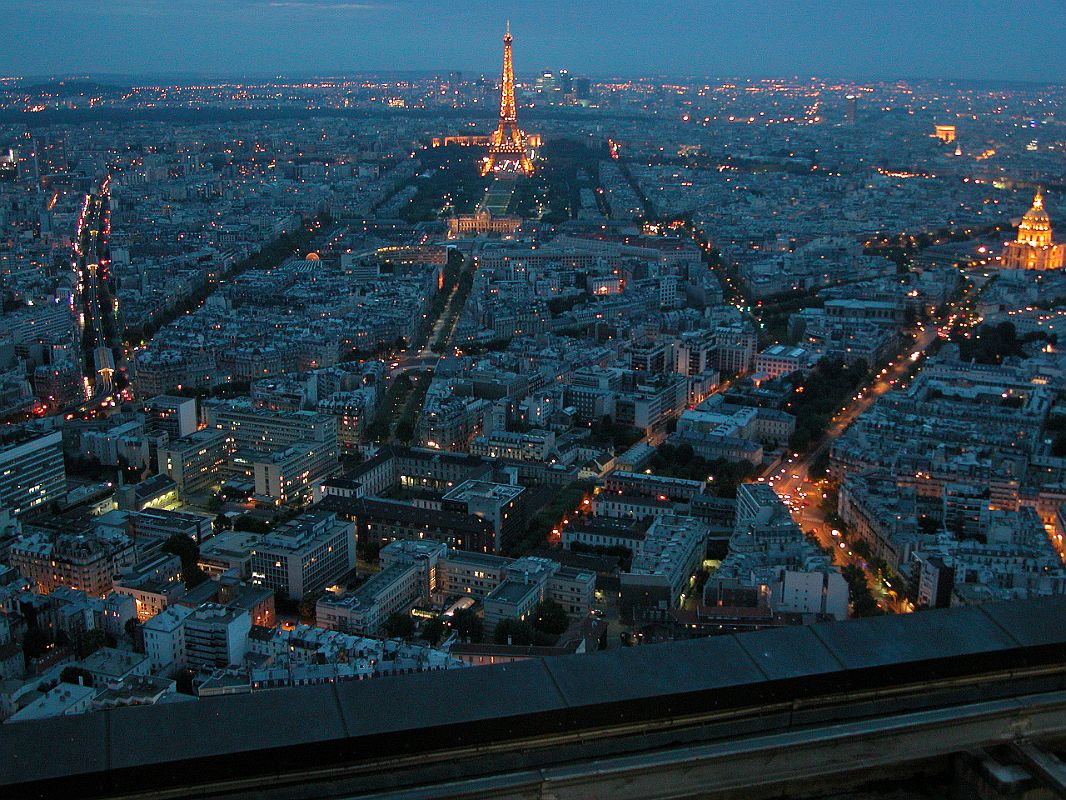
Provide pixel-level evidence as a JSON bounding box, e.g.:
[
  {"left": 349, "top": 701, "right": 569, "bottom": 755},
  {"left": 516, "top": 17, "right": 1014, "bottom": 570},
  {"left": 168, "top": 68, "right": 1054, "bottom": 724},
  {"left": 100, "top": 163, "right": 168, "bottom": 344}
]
[{"left": 4, "top": 0, "right": 1065, "bottom": 82}]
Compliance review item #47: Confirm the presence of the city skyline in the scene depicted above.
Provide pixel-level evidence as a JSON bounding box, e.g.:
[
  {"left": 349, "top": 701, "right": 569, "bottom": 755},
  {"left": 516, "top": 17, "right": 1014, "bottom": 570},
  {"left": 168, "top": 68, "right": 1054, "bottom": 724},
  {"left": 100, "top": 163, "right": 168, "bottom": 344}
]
[
  {"left": 4, "top": 0, "right": 1066, "bottom": 82},
  {"left": 4, "top": 6, "right": 1066, "bottom": 798}
]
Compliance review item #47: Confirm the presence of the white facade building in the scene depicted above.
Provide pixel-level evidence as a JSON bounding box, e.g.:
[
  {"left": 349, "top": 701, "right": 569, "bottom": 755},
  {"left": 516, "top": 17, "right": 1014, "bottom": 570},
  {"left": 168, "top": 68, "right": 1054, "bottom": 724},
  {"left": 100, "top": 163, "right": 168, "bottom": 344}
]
[{"left": 142, "top": 604, "right": 194, "bottom": 673}]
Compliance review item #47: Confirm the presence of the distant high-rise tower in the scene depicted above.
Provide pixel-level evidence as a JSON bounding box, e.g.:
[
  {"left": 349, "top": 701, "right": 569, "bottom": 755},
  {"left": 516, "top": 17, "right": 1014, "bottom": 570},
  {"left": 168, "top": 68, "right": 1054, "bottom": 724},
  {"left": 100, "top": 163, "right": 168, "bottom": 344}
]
[
  {"left": 558, "top": 69, "right": 573, "bottom": 94},
  {"left": 481, "top": 22, "right": 534, "bottom": 177},
  {"left": 535, "top": 69, "right": 557, "bottom": 93},
  {"left": 1000, "top": 188, "right": 1065, "bottom": 271},
  {"left": 845, "top": 94, "right": 857, "bottom": 125},
  {"left": 0, "top": 148, "right": 16, "bottom": 182}
]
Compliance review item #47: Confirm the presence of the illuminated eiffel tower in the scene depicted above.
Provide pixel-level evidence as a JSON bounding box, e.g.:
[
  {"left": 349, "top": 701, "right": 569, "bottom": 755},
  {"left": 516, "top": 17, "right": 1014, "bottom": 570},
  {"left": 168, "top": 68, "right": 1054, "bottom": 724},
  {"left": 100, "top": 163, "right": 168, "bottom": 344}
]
[{"left": 481, "top": 22, "right": 534, "bottom": 177}]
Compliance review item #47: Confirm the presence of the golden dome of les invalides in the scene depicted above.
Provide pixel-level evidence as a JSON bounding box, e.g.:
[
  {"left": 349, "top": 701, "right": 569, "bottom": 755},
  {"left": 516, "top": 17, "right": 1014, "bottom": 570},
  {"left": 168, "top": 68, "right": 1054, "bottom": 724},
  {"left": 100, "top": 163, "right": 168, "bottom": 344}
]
[{"left": 1001, "top": 188, "right": 1065, "bottom": 270}]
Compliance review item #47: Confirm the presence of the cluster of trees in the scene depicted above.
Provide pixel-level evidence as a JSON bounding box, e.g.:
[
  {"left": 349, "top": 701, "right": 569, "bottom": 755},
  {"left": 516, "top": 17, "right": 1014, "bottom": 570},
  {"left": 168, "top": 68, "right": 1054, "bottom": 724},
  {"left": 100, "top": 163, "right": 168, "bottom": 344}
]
[
  {"left": 400, "top": 147, "right": 487, "bottom": 223},
  {"left": 161, "top": 533, "right": 208, "bottom": 590},
  {"left": 356, "top": 539, "right": 382, "bottom": 565},
  {"left": 21, "top": 613, "right": 116, "bottom": 665},
  {"left": 338, "top": 336, "right": 406, "bottom": 364},
  {"left": 861, "top": 223, "right": 1012, "bottom": 279},
  {"left": 534, "top": 139, "right": 610, "bottom": 223},
  {"left": 787, "top": 358, "right": 869, "bottom": 452},
  {"left": 229, "top": 515, "right": 270, "bottom": 534},
  {"left": 493, "top": 599, "right": 570, "bottom": 647},
  {"left": 757, "top": 286, "right": 843, "bottom": 346},
  {"left": 394, "top": 371, "right": 432, "bottom": 444},
  {"left": 64, "top": 454, "right": 121, "bottom": 484},
  {"left": 507, "top": 173, "right": 552, "bottom": 219},
  {"left": 1049, "top": 415, "right": 1066, "bottom": 458},
  {"left": 172, "top": 379, "right": 251, "bottom": 401},
  {"left": 366, "top": 370, "right": 430, "bottom": 443},
  {"left": 383, "top": 605, "right": 486, "bottom": 646},
  {"left": 552, "top": 323, "right": 593, "bottom": 340},
  {"left": 366, "top": 372, "right": 414, "bottom": 440},
  {"left": 393, "top": 420, "right": 415, "bottom": 445},
  {"left": 849, "top": 539, "right": 891, "bottom": 579},
  {"left": 952, "top": 321, "right": 1042, "bottom": 366},
  {"left": 508, "top": 479, "right": 594, "bottom": 556},
  {"left": 60, "top": 665, "right": 95, "bottom": 687},
  {"left": 272, "top": 591, "right": 322, "bottom": 623},
  {"left": 421, "top": 249, "right": 464, "bottom": 345},
  {"left": 383, "top": 611, "right": 416, "bottom": 639},
  {"left": 649, "top": 443, "right": 757, "bottom": 497},
  {"left": 430, "top": 257, "right": 475, "bottom": 353},
  {"left": 842, "top": 564, "right": 884, "bottom": 618},
  {"left": 866, "top": 222, "right": 1012, "bottom": 262},
  {"left": 419, "top": 617, "right": 447, "bottom": 646},
  {"left": 547, "top": 293, "right": 585, "bottom": 316},
  {"left": 456, "top": 336, "right": 514, "bottom": 356},
  {"left": 590, "top": 415, "right": 644, "bottom": 453},
  {"left": 449, "top": 607, "right": 483, "bottom": 643}
]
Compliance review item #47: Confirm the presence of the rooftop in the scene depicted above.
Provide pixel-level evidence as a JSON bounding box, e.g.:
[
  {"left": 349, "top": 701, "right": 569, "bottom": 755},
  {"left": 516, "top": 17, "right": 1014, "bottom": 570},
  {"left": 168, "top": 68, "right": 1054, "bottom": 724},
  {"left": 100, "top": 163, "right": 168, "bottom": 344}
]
[
  {"left": 443, "top": 480, "right": 525, "bottom": 505},
  {"left": 80, "top": 647, "right": 148, "bottom": 680},
  {"left": 5, "top": 683, "right": 96, "bottom": 724},
  {"left": 485, "top": 578, "right": 542, "bottom": 607}
]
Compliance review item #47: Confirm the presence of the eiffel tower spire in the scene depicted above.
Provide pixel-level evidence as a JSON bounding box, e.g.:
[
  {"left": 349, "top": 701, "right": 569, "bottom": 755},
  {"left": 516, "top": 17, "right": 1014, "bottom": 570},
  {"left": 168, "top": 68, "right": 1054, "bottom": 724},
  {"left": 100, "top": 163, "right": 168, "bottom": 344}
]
[
  {"left": 499, "top": 23, "right": 516, "bottom": 123},
  {"left": 482, "top": 24, "right": 533, "bottom": 177}
]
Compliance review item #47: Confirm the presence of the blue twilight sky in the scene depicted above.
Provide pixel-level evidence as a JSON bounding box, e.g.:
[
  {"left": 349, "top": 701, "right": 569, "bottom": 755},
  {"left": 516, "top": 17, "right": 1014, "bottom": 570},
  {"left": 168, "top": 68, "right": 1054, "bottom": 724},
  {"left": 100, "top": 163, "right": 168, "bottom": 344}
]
[{"left": 2, "top": 0, "right": 1064, "bottom": 82}]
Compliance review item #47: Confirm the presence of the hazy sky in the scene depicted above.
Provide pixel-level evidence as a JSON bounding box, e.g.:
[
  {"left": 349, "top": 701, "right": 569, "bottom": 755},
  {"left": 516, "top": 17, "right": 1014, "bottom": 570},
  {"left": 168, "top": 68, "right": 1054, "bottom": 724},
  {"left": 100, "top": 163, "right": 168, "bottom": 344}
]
[{"left": 3, "top": 0, "right": 1065, "bottom": 82}]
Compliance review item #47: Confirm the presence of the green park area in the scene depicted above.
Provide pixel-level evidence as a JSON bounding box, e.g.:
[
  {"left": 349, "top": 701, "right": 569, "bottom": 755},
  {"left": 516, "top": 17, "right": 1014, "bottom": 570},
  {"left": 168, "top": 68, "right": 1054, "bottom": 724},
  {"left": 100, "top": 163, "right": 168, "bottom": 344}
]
[
  {"left": 508, "top": 137, "right": 610, "bottom": 222},
  {"left": 400, "top": 145, "right": 489, "bottom": 223},
  {"left": 399, "top": 137, "right": 610, "bottom": 225},
  {"left": 479, "top": 182, "right": 515, "bottom": 214}
]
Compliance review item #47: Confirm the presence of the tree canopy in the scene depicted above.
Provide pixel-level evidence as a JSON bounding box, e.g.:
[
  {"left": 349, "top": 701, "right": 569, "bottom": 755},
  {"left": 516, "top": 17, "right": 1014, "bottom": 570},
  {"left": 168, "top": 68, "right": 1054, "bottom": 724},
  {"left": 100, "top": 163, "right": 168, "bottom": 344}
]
[
  {"left": 60, "top": 666, "right": 94, "bottom": 687},
  {"left": 493, "top": 618, "right": 535, "bottom": 646},
  {"left": 384, "top": 611, "right": 415, "bottom": 639},
  {"left": 532, "top": 599, "right": 569, "bottom": 638},
  {"left": 162, "top": 533, "right": 208, "bottom": 589},
  {"left": 450, "top": 607, "right": 483, "bottom": 643},
  {"left": 420, "top": 617, "right": 447, "bottom": 646}
]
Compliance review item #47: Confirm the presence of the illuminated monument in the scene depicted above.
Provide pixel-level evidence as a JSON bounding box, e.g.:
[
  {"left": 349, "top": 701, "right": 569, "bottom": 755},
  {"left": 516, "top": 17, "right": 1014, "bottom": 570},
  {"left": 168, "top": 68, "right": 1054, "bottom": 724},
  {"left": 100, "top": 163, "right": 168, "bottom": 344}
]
[
  {"left": 481, "top": 23, "right": 534, "bottom": 177},
  {"left": 1001, "top": 188, "right": 1064, "bottom": 271}
]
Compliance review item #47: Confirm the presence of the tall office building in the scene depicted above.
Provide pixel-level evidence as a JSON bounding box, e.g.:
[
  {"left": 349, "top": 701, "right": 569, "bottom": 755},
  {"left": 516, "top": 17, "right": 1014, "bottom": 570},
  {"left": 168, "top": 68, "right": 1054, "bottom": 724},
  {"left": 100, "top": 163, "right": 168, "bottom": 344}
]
[
  {"left": 184, "top": 604, "right": 251, "bottom": 670},
  {"left": 157, "top": 428, "right": 234, "bottom": 497},
  {"left": 845, "top": 94, "right": 857, "bottom": 125},
  {"left": 535, "top": 69, "right": 557, "bottom": 93},
  {"left": 143, "top": 395, "right": 197, "bottom": 440},
  {"left": 0, "top": 429, "right": 66, "bottom": 517},
  {"left": 253, "top": 441, "right": 338, "bottom": 504},
  {"left": 558, "top": 69, "right": 573, "bottom": 94},
  {"left": 0, "top": 149, "right": 16, "bottom": 182},
  {"left": 250, "top": 512, "right": 356, "bottom": 600}
]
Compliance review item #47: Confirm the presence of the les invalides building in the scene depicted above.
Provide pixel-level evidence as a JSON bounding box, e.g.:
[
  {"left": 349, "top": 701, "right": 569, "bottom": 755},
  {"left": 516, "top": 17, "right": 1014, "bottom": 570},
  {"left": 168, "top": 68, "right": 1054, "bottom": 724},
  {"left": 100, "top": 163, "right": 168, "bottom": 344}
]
[{"left": 1001, "top": 188, "right": 1065, "bottom": 271}]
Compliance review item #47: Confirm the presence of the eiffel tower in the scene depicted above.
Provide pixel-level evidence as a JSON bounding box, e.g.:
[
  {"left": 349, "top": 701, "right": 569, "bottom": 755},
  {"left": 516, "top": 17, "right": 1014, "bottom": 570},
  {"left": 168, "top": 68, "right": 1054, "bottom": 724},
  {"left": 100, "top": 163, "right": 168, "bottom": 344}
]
[{"left": 481, "top": 22, "right": 534, "bottom": 177}]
